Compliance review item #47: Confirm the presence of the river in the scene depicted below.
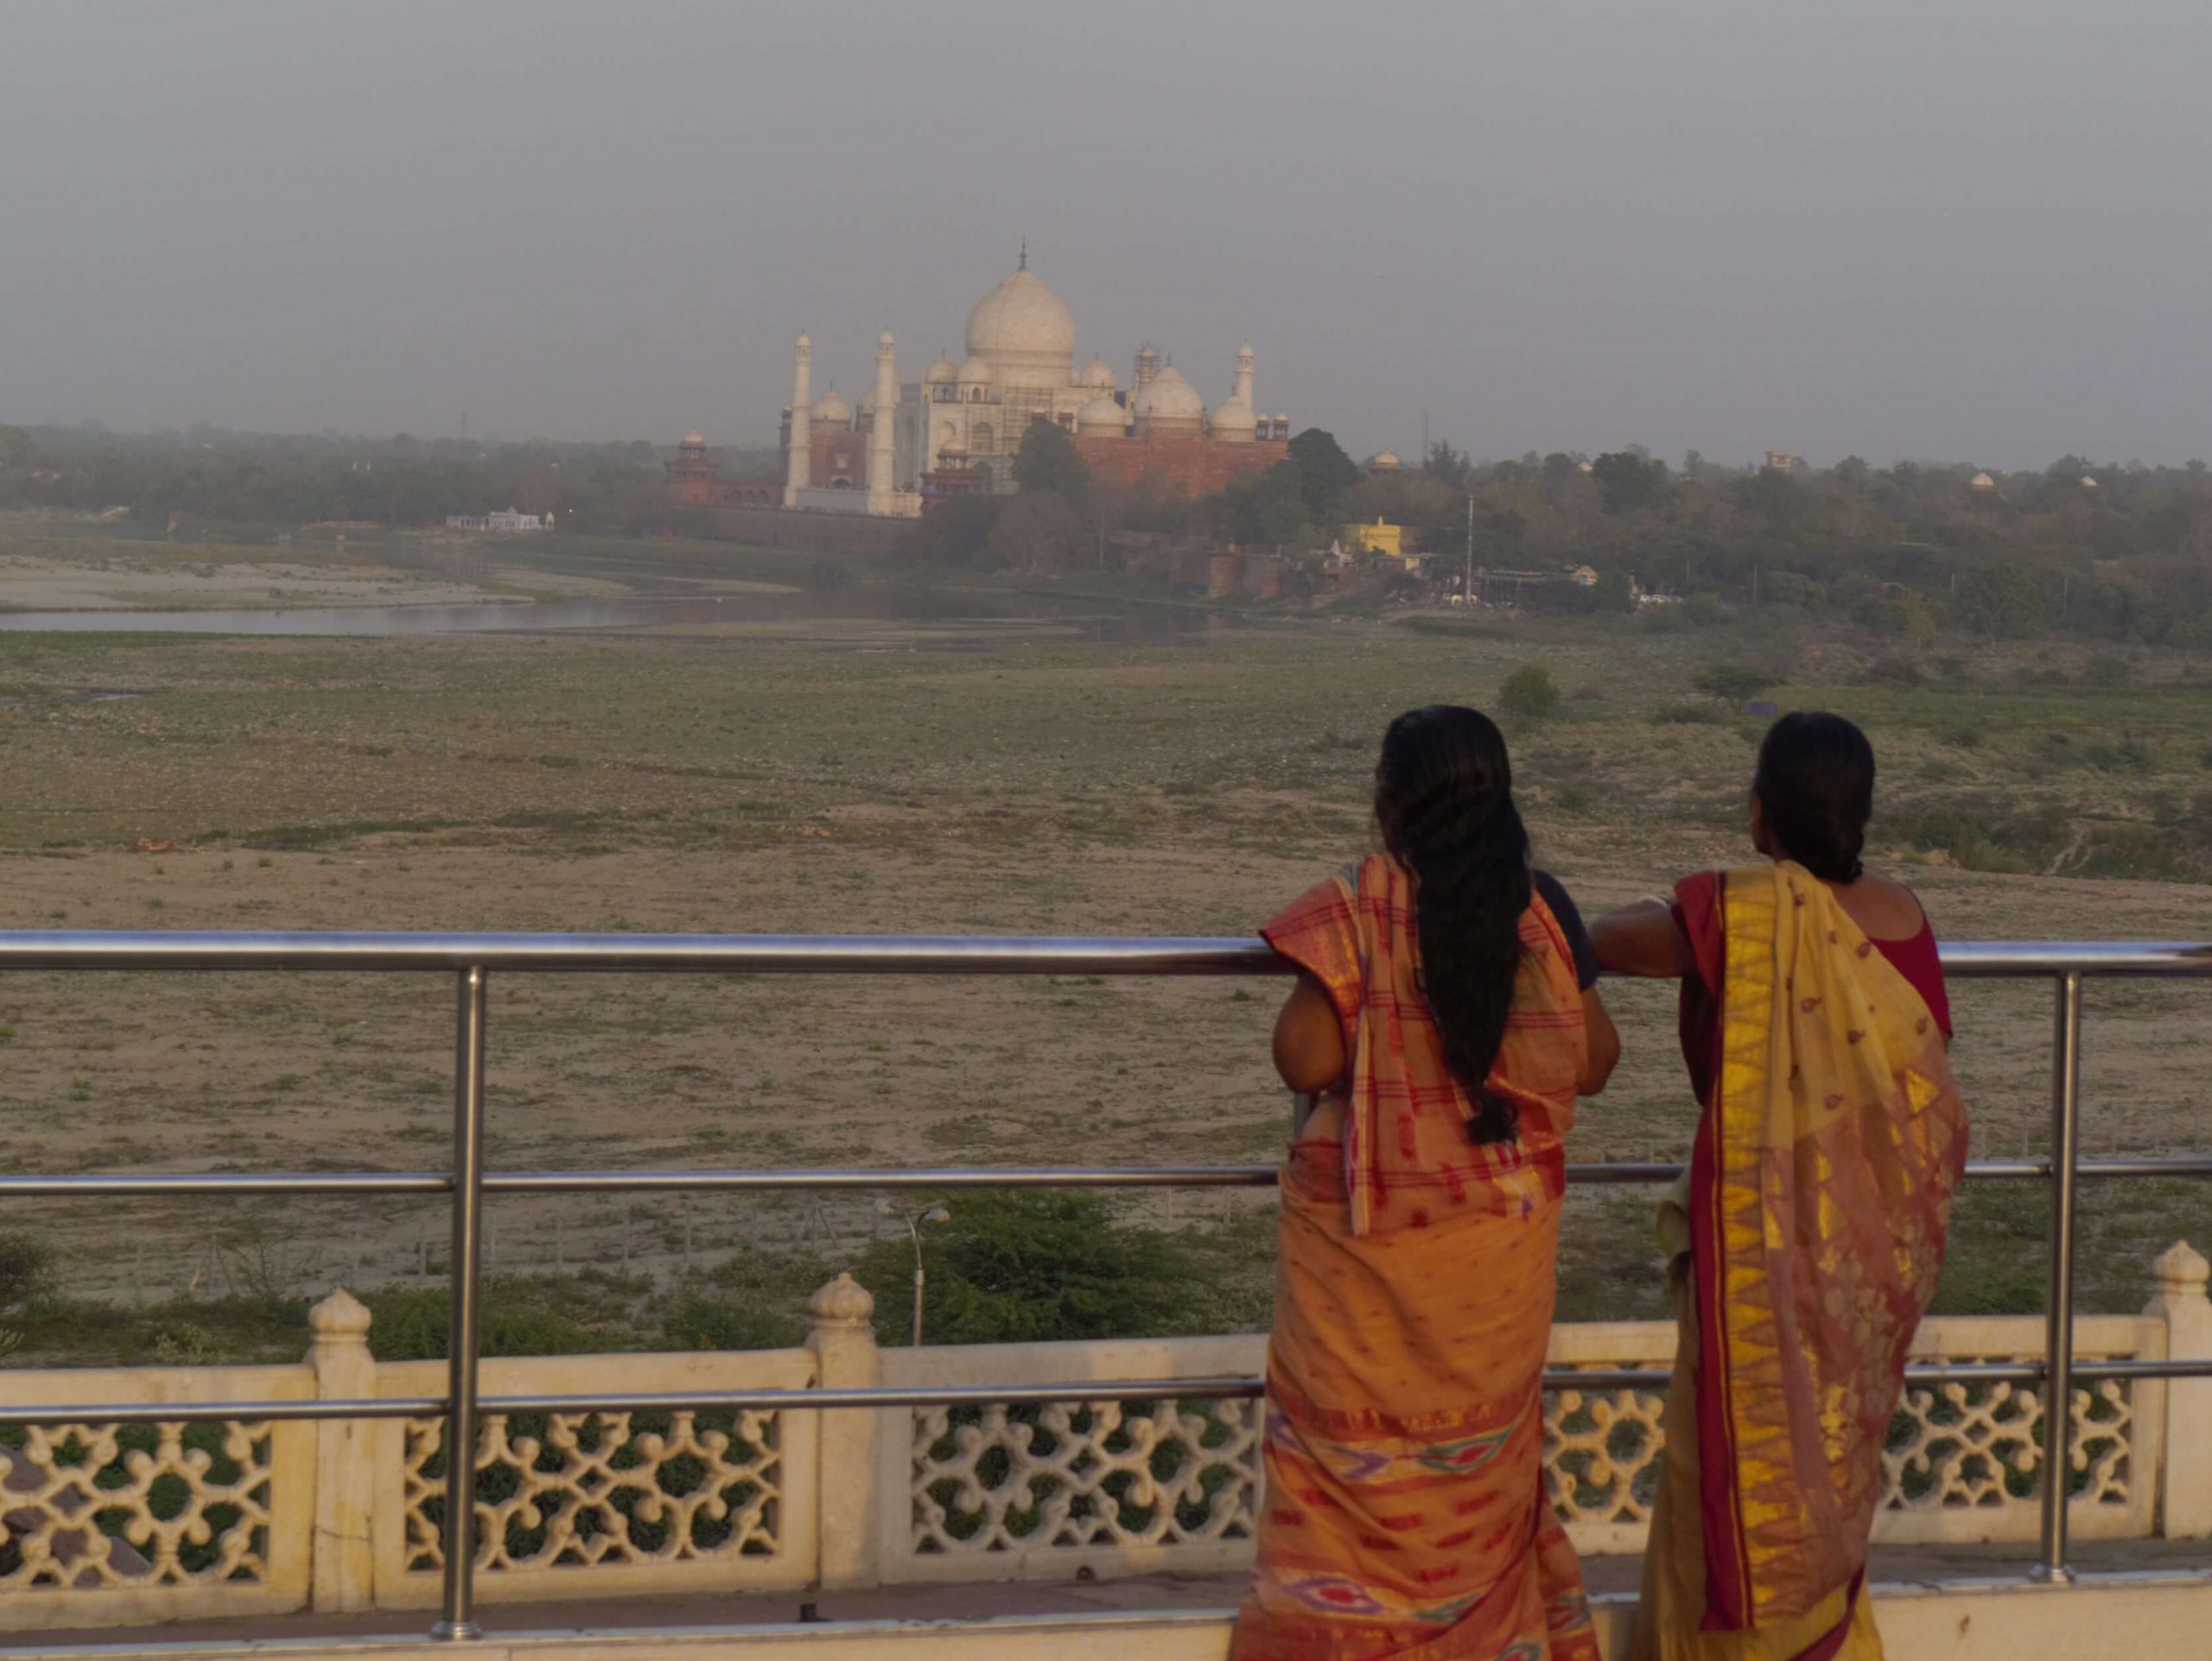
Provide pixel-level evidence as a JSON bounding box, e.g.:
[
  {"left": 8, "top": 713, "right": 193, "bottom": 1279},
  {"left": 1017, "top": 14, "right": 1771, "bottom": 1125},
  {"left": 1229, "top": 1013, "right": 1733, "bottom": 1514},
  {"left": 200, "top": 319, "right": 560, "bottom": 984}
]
[{"left": 0, "top": 589, "right": 1218, "bottom": 645}]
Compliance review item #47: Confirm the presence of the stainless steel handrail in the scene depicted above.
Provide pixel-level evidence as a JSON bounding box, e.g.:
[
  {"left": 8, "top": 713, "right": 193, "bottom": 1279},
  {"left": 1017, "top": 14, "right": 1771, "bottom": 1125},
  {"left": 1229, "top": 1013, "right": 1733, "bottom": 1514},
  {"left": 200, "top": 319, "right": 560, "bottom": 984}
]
[
  {"left": 1, "top": 928, "right": 2208, "bottom": 1636},
  {"left": 0, "top": 929, "right": 2204, "bottom": 975},
  {"left": 7, "top": 1153, "right": 2212, "bottom": 1199},
  {"left": 10, "top": 1357, "right": 2211, "bottom": 1431}
]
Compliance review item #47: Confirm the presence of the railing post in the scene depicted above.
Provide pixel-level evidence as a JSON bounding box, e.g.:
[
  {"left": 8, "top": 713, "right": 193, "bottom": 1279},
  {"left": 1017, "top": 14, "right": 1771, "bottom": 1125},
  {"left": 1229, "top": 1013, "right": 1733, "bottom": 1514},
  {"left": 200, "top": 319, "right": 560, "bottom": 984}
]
[
  {"left": 2146, "top": 1241, "right": 2212, "bottom": 1537},
  {"left": 432, "top": 966, "right": 489, "bottom": 1640},
  {"left": 307, "top": 1289, "right": 378, "bottom": 1613},
  {"left": 809, "top": 1273, "right": 883, "bottom": 1588},
  {"left": 2034, "top": 970, "right": 2083, "bottom": 1583}
]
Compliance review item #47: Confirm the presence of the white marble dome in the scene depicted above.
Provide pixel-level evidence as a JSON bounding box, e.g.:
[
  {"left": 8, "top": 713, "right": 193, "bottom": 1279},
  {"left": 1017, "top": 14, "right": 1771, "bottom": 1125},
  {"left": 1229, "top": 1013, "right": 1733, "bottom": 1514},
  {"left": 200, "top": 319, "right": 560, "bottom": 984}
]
[
  {"left": 1079, "top": 357, "right": 1117, "bottom": 391},
  {"left": 1077, "top": 394, "right": 1128, "bottom": 435},
  {"left": 680, "top": 430, "right": 706, "bottom": 449},
  {"left": 956, "top": 354, "right": 995, "bottom": 385},
  {"left": 923, "top": 353, "right": 959, "bottom": 385},
  {"left": 812, "top": 387, "right": 851, "bottom": 426},
  {"left": 964, "top": 266, "right": 1077, "bottom": 386},
  {"left": 1132, "top": 365, "right": 1205, "bottom": 426},
  {"left": 1210, "top": 397, "right": 1256, "bottom": 442}
]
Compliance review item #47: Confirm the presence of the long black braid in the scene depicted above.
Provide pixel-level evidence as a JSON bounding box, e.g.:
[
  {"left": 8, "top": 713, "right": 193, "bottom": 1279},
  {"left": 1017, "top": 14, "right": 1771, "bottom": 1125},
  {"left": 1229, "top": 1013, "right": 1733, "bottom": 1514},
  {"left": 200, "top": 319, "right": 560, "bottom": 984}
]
[{"left": 1375, "top": 705, "right": 1531, "bottom": 1144}]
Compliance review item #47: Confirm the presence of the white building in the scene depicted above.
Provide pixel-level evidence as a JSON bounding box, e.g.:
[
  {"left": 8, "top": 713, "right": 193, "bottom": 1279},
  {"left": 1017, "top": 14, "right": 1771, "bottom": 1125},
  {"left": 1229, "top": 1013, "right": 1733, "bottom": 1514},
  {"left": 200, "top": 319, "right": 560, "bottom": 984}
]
[
  {"left": 779, "top": 254, "right": 1287, "bottom": 514},
  {"left": 448, "top": 509, "right": 550, "bottom": 533}
]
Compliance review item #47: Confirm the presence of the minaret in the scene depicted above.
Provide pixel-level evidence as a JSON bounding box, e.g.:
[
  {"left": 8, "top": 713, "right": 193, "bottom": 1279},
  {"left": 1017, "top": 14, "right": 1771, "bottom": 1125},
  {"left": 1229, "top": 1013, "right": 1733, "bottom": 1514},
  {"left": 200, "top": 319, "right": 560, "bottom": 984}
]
[
  {"left": 782, "top": 334, "right": 812, "bottom": 507},
  {"left": 867, "top": 331, "right": 897, "bottom": 514},
  {"left": 1233, "top": 344, "right": 1255, "bottom": 410},
  {"left": 1135, "top": 344, "right": 1160, "bottom": 389}
]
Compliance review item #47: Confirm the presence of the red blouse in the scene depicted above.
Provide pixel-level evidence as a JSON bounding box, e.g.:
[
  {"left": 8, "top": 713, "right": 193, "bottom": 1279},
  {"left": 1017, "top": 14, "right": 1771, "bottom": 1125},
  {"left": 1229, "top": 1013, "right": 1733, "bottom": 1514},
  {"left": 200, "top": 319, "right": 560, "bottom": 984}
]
[{"left": 1671, "top": 871, "right": 1951, "bottom": 1106}]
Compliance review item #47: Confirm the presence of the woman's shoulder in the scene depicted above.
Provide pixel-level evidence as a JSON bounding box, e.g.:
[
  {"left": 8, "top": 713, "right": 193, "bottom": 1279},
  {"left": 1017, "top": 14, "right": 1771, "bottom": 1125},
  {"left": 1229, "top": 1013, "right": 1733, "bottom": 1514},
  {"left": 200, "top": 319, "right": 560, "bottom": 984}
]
[{"left": 1851, "top": 873, "right": 1933, "bottom": 940}]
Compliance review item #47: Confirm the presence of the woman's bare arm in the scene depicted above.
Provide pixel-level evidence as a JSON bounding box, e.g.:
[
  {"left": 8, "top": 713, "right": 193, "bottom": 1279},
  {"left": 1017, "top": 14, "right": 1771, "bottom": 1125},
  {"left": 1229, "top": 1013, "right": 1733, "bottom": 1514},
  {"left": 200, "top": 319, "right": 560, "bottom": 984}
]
[
  {"left": 1591, "top": 898, "right": 1695, "bottom": 979},
  {"left": 1579, "top": 987, "right": 1621, "bottom": 1095},
  {"left": 1272, "top": 973, "right": 1347, "bottom": 1093}
]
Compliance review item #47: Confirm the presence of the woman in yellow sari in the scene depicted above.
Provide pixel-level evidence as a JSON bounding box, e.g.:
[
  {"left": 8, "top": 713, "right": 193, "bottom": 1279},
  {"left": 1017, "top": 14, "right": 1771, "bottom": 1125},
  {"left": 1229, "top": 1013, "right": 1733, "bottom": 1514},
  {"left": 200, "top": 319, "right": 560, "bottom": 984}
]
[
  {"left": 1592, "top": 712, "right": 1969, "bottom": 1661},
  {"left": 1232, "top": 705, "right": 1620, "bottom": 1661}
]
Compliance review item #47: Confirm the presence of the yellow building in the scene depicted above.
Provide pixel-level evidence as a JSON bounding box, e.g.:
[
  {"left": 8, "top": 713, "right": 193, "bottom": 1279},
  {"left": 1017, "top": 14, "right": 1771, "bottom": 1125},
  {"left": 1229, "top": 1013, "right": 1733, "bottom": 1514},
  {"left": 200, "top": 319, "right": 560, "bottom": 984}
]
[{"left": 1348, "top": 518, "right": 1402, "bottom": 557}]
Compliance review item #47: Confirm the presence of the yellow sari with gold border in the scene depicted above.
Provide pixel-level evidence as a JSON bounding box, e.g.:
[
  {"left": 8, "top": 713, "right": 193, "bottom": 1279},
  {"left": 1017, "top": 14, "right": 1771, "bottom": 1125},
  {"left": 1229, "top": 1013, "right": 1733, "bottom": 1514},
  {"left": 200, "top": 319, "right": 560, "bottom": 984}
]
[{"left": 1634, "top": 864, "right": 1968, "bottom": 1661}]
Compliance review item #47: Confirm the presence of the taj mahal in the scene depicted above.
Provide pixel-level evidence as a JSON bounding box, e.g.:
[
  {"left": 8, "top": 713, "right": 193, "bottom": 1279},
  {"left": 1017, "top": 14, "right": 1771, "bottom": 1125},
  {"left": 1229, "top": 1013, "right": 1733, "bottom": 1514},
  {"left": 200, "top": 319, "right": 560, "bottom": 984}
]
[{"left": 723, "top": 257, "right": 1291, "bottom": 519}]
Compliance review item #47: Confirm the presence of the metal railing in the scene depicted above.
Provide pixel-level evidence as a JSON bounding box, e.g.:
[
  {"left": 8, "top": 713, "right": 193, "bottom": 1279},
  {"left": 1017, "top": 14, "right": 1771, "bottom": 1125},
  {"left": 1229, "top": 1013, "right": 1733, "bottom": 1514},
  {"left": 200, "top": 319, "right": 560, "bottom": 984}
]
[{"left": 2, "top": 929, "right": 2210, "bottom": 1638}]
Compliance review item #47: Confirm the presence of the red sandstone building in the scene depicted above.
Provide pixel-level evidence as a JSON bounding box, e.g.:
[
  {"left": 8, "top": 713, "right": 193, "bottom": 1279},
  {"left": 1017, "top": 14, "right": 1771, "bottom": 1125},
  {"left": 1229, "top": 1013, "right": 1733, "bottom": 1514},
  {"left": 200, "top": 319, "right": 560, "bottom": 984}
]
[{"left": 663, "top": 432, "right": 776, "bottom": 508}]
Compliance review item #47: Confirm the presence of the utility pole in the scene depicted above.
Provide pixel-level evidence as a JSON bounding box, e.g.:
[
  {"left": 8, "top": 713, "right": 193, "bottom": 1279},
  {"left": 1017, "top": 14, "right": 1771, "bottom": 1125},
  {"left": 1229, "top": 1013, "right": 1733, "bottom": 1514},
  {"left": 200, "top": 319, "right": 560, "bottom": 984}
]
[{"left": 1465, "top": 493, "right": 1476, "bottom": 604}]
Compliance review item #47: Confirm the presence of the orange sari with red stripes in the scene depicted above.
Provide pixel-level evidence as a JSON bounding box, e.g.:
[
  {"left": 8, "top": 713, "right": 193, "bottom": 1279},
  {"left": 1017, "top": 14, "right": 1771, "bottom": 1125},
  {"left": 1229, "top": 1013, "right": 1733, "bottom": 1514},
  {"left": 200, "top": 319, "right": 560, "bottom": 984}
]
[{"left": 1230, "top": 854, "right": 1599, "bottom": 1661}]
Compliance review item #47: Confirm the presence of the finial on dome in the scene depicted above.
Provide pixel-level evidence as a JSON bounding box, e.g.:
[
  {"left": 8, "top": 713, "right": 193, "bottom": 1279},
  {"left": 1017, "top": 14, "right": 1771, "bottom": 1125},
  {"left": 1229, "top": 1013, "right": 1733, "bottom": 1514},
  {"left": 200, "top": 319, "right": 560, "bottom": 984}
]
[{"left": 1019, "top": 237, "right": 1027, "bottom": 270}]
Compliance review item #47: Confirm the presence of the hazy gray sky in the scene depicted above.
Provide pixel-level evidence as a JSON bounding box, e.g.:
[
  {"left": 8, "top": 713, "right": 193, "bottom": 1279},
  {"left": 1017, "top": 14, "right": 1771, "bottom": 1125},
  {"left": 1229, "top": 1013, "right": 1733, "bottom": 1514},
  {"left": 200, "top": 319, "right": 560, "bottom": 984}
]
[{"left": 4, "top": 1, "right": 2208, "bottom": 467}]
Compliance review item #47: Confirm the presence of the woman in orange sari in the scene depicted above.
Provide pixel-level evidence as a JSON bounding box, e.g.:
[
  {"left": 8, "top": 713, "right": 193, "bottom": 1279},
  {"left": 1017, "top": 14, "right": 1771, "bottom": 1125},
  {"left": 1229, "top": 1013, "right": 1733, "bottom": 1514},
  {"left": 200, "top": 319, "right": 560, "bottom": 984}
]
[
  {"left": 1232, "top": 705, "right": 1620, "bottom": 1661},
  {"left": 1592, "top": 713, "right": 1970, "bottom": 1661}
]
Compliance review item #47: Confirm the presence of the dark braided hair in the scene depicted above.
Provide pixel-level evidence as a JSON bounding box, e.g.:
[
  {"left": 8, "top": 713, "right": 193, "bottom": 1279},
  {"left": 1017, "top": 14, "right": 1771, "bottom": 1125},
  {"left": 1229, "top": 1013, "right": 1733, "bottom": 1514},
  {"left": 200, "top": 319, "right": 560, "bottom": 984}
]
[
  {"left": 1752, "top": 711, "right": 1875, "bottom": 883},
  {"left": 1375, "top": 705, "right": 1531, "bottom": 1144}
]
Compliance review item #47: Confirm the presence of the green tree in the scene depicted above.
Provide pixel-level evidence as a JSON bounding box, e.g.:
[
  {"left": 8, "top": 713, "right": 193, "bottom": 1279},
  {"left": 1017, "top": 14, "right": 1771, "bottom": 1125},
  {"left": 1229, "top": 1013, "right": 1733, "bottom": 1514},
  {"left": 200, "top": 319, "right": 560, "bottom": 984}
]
[
  {"left": 1693, "top": 663, "right": 1778, "bottom": 702},
  {"left": 1422, "top": 440, "right": 1471, "bottom": 489},
  {"left": 1207, "top": 462, "right": 1313, "bottom": 546},
  {"left": 1590, "top": 451, "right": 1671, "bottom": 513},
  {"left": 1497, "top": 664, "right": 1562, "bottom": 723},
  {"left": 1954, "top": 564, "right": 2046, "bottom": 640},
  {"left": 1852, "top": 593, "right": 1936, "bottom": 640},
  {"left": 1735, "top": 467, "right": 1809, "bottom": 532},
  {"left": 1592, "top": 568, "right": 1636, "bottom": 612},
  {"left": 892, "top": 494, "right": 1004, "bottom": 570},
  {"left": 986, "top": 491, "right": 1081, "bottom": 573},
  {"left": 1011, "top": 419, "right": 1090, "bottom": 506},
  {"left": 852, "top": 1193, "right": 1227, "bottom": 1346},
  {"left": 1285, "top": 428, "right": 1362, "bottom": 518}
]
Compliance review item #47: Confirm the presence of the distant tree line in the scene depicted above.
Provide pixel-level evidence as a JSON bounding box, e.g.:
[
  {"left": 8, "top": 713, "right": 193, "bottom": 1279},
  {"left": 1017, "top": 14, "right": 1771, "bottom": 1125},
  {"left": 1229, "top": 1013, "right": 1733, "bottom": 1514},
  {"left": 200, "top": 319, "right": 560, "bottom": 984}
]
[
  {"left": 1403, "top": 443, "right": 2212, "bottom": 646},
  {"left": 896, "top": 422, "right": 2212, "bottom": 646},
  {"left": 11, "top": 416, "right": 2212, "bottom": 646},
  {"left": 0, "top": 423, "right": 779, "bottom": 539}
]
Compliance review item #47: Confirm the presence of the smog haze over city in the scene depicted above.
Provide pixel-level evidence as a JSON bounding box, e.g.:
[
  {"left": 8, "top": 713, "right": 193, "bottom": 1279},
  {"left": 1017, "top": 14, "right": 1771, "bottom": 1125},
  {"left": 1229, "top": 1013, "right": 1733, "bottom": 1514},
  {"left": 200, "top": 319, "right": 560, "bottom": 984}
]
[{"left": 3, "top": 0, "right": 2209, "bottom": 466}]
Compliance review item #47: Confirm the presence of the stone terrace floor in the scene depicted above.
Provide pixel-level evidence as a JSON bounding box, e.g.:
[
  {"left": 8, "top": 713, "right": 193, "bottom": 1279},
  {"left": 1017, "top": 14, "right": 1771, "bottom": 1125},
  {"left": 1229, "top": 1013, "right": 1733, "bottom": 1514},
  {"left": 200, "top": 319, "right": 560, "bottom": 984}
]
[{"left": 17, "top": 1540, "right": 2212, "bottom": 1653}]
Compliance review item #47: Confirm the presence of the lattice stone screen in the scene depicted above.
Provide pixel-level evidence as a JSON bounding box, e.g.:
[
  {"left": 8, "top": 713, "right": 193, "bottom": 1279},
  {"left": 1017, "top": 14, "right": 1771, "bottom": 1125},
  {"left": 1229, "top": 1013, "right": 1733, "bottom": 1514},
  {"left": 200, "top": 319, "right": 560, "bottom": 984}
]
[
  {"left": 370, "top": 1352, "right": 819, "bottom": 1607},
  {"left": 1488, "top": 1318, "right": 2159, "bottom": 1556},
  {"left": 883, "top": 1315, "right": 2168, "bottom": 1578},
  {"left": 911, "top": 1396, "right": 1261, "bottom": 1560},
  {"left": 880, "top": 1335, "right": 1268, "bottom": 1583},
  {"left": 398, "top": 1407, "right": 786, "bottom": 1575},
  {"left": 1, "top": 1421, "right": 275, "bottom": 1589},
  {"left": 0, "top": 1365, "right": 315, "bottom": 1632},
  {"left": 0, "top": 1265, "right": 2198, "bottom": 1628}
]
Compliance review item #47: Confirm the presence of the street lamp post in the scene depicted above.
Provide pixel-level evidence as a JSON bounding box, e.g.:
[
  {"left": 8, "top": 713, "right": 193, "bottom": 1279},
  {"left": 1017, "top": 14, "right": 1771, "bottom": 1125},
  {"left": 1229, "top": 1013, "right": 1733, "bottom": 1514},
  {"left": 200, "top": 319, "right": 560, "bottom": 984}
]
[{"left": 879, "top": 1200, "right": 950, "bottom": 1346}]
